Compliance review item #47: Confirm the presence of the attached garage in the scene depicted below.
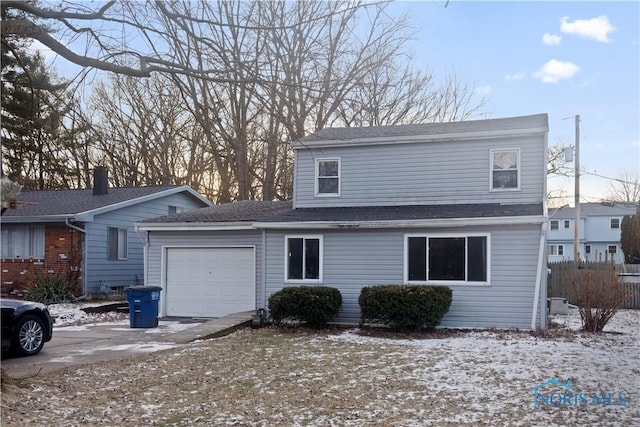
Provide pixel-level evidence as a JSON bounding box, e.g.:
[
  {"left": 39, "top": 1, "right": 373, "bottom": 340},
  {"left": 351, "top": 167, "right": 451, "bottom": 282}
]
[{"left": 165, "top": 247, "right": 256, "bottom": 317}]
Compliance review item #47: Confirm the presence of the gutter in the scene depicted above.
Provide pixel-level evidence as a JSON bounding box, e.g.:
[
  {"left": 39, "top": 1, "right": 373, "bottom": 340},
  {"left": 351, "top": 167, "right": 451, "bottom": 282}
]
[
  {"left": 255, "top": 215, "right": 547, "bottom": 230},
  {"left": 65, "top": 218, "right": 89, "bottom": 300},
  {"left": 531, "top": 221, "right": 548, "bottom": 330}
]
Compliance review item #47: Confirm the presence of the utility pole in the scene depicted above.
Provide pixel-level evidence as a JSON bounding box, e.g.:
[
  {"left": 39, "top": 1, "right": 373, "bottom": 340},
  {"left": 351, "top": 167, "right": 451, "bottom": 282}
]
[{"left": 573, "top": 115, "right": 580, "bottom": 262}]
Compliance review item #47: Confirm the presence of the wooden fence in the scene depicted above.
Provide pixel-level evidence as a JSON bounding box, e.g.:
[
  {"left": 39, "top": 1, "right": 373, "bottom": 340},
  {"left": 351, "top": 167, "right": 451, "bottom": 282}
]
[{"left": 548, "top": 261, "right": 640, "bottom": 309}]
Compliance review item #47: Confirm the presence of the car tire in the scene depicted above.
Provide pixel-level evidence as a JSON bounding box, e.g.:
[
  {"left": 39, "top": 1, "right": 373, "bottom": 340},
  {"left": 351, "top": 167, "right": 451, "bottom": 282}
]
[{"left": 12, "top": 315, "right": 46, "bottom": 356}]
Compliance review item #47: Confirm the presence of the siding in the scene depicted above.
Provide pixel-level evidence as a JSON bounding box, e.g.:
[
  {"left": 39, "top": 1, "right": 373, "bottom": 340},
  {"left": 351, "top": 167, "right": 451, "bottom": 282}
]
[
  {"left": 85, "top": 192, "right": 206, "bottom": 293},
  {"left": 145, "top": 230, "right": 264, "bottom": 317},
  {"left": 265, "top": 224, "right": 546, "bottom": 329},
  {"left": 294, "top": 135, "right": 545, "bottom": 208}
]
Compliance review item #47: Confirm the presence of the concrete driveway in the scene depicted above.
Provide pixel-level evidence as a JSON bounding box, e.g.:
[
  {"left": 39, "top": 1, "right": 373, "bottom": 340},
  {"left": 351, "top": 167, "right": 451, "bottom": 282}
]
[{"left": 1, "top": 312, "right": 252, "bottom": 378}]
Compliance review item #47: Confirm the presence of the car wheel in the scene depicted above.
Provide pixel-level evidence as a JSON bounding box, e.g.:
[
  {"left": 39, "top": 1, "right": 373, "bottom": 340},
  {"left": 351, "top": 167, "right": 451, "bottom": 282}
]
[{"left": 12, "top": 315, "right": 46, "bottom": 356}]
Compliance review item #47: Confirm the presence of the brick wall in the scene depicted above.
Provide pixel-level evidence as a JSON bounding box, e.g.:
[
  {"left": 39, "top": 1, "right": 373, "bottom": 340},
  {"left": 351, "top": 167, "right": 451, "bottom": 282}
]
[{"left": 1, "top": 225, "right": 83, "bottom": 298}]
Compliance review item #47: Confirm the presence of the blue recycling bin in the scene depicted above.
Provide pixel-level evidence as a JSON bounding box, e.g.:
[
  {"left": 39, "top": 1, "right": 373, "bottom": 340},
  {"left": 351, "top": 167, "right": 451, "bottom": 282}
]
[{"left": 126, "top": 286, "right": 162, "bottom": 328}]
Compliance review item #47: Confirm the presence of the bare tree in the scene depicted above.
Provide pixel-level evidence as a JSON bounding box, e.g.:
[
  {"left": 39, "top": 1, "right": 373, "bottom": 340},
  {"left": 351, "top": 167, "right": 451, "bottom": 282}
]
[{"left": 606, "top": 170, "right": 640, "bottom": 203}]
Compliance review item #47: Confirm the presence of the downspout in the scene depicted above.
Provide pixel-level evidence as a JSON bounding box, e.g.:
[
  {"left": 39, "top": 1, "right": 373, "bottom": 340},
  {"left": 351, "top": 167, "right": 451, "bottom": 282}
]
[
  {"left": 65, "top": 218, "right": 88, "bottom": 299},
  {"left": 531, "top": 221, "right": 548, "bottom": 330},
  {"left": 261, "top": 229, "right": 267, "bottom": 310}
]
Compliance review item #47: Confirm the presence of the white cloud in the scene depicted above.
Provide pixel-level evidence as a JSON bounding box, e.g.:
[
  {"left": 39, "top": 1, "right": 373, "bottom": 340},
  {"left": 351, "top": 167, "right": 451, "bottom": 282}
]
[
  {"left": 560, "top": 16, "right": 616, "bottom": 43},
  {"left": 29, "top": 40, "right": 58, "bottom": 64},
  {"left": 533, "top": 59, "right": 580, "bottom": 83},
  {"left": 505, "top": 72, "right": 526, "bottom": 81},
  {"left": 542, "top": 33, "right": 562, "bottom": 46},
  {"left": 475, "top": 85, "right": 491, "bottom": 96}
]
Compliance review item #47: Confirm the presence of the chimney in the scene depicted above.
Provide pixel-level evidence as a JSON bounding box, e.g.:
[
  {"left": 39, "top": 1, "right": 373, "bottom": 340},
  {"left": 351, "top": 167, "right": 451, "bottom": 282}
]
[{"left": 93, "top": 166, "right": 108, "bottom": 196}]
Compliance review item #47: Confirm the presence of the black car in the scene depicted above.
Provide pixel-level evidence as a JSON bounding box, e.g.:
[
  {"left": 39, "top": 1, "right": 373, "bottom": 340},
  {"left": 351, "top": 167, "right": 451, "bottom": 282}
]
[{"left": 1, "top": 299, "right": 54, "bottom": 356}]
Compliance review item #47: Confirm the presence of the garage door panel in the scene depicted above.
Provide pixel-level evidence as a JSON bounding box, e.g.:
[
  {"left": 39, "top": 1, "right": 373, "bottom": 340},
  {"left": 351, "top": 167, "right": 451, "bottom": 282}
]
[{"left": 165, "top": 247, "right": 255, "bottom": 317}]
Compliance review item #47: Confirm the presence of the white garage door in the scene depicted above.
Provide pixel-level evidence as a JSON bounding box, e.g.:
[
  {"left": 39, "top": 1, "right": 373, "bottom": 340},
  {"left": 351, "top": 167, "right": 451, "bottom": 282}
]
[{"left": 165, "top": 247, "right": 255, "bottom": 317}]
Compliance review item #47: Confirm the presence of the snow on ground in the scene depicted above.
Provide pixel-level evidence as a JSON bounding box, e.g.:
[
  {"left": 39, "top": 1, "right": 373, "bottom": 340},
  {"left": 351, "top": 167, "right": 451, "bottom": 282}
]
[
  {"left": 48, "top": 301, "right": 203, "bottom": 334},
  {"left": 327, "top": 307, "right": 640, "bottom": 425},
  {"left": 48, "top": 301, "right": 129, "bottom": 326}
]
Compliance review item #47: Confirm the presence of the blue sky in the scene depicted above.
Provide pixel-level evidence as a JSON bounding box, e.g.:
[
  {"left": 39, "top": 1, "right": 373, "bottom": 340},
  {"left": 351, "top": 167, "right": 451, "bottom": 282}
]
[
  {"left": 387, "top": 1, "right": 639, "bottom": 204},
  {"left": 33, "top": 1, "right": 638, "bottom": 204}
]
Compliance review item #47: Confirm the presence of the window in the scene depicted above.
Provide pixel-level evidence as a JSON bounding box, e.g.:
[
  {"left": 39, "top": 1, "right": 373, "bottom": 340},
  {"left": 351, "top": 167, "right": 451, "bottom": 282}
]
[
  {"left": 1, "top": 226, "right": 45, "bottom": 259},
  {"left": 406, "top": 234, "right": 488, "bottom": 284},
  {"left": 168, "top": 206, "right": 186, "bottom": 215},
  {"left": 286, "top": 236, "right": 322, "bottom": 282},
  {"left": 564, "top": 220, "right": 570, "bottom": 229},
  {"left": 550, "top": 220, "right": 559, "bottom": 231},
  {"left": 315, "top": 158, "right": 340, "bottom": 196},
  {"left": 107, "top": 227, "right": 128, "bottom": 260},
  {"left": 610, "top": 218, "right": 620, "bottom": 229},
  {"left": 490, "top": 149, "right": 519, "bottom": 191},
  {"left": 585, "top": 245, "right": 591, "bottom": 254},
  {"left": 548, "top": 245, "right": 564, "bottom": 256},
  {"left": 608, "top": 245, "right": 617, "bottom": 254}
]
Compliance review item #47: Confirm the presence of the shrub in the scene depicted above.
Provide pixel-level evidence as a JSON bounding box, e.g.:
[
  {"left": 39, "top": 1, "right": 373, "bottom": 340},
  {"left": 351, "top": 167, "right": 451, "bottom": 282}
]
[
  {"left": 268, "top": 286, "right": 342, "bottom": 328},
  {"left": 358, "top": 285, "right": 452, "bottom": 331},
  {"left": 24, "top": 275, "right": 77, "bottom": 304},
  {"left": 567, "top": 266, "right": 624, "bottom": 332}
]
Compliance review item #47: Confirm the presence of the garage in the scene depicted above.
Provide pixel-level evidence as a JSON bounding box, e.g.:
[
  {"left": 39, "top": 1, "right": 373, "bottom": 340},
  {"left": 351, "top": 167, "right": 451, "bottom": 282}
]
[{"left": 165, "top": 247, "right": 255, "bottom": 317}]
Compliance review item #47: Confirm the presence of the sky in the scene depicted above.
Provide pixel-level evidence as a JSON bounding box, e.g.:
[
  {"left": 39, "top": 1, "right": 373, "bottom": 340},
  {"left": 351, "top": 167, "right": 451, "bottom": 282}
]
[
  {"left": 31, "top": 1, "right": 639, "bottom": 205},
  {"left": 386, "top": 1, "right": 640, "bottom": 205}
]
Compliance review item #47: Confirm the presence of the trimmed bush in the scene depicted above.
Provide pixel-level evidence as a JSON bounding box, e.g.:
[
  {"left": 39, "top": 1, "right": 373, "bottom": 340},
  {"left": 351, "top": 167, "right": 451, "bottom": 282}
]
[
  {"left": 358, "top": 285, "right": 452, "bottom": 331},
  {"left": 25, "top": 275, "right": 77, "bottom": 304},
  {"left": 268, "top": 286, "right": 342, "bottom": 328}
]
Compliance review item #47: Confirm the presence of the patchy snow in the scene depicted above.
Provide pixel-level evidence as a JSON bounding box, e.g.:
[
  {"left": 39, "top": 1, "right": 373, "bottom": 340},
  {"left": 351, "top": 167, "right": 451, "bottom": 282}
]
[
  {"left": 48, "top": 301, "right": 129, "bottom": 326},
  {"left": 327, "top": 307, "right": 639, "bottom": 425}
]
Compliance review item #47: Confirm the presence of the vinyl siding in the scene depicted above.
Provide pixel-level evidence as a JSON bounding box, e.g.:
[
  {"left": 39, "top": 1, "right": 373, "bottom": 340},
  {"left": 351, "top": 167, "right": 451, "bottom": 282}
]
[
  {"left": 84, "top": 192, "right": 206, "bottom": 293},
  {"left": 265, "top": 224, "right": 546, "bottom": 329},
  {"left": 294, "top": 135, "right": 545, "bottom": 208},
  {"left": 145, "top": 230, "right": 264, "bottom": 316}
]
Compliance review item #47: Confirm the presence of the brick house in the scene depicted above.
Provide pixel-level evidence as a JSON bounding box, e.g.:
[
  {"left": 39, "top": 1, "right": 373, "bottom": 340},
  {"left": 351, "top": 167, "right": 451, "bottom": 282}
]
[{"left": 1, "top": 168, "right": 212, "bottom": 298}]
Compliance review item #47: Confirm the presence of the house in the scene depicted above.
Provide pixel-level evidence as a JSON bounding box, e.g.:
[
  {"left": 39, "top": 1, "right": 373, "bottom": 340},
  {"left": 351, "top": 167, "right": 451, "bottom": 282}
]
[
  {"left": 138, "top": 114, "right": 550, "bottom": 329},
  {"left": 1, "top": 167, "right": 212, "bottom": 298},
  {"left": 547, "top": 202, "right": 637, "bottom": 263}
]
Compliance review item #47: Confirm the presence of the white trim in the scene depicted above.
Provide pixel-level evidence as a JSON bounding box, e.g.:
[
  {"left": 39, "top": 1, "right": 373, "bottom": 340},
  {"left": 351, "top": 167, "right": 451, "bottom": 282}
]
[
  {"left": 256, "top": 215, "right": 547, "bottom": 230},
  {"left": 315, "top": 158, "right": 341, "bottom": 197},
  {"left": 75, "top": 186, "right": 212, "bottom": 221},
  {"left": 292, "top": 127, "right": 549, "bottom": 149},
  {"left": 284, "top": 234, "right": 323, "bottom": 284},
  {"left": 403, "top": 232, "right": 491, "bottom": 286},
  {"left": 490, "top": 148, "right": 521, "bottom": 192},
  {"left": 136, "top": 222, "right": 256, "bottom": 232}
]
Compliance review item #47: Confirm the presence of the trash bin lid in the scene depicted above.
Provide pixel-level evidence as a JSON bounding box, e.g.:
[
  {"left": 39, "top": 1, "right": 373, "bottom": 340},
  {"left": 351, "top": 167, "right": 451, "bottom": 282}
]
[{"left": 127, "top": 285, "right": 162, "bottom": 292}]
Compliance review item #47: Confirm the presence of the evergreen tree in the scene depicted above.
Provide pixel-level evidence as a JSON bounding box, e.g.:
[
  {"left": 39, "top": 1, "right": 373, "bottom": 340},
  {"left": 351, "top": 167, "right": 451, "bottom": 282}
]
[
  {"left": 1, "top": 8, "right": 77, "bottom": 189},
  {"left": 620, "top": 208, "right": 640, "bottom": 264}
]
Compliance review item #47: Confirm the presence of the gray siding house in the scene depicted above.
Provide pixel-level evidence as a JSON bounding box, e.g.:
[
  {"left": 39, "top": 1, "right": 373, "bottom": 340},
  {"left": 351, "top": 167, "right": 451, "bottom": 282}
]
[
  {"left": 1, "top": 168, "right": 212, "bottom": 297},
  {"left": 139, "top": 114, "right": 550, "bottom": 329},
  {"left": 547, "top": 202, "right": 637, "bottom": 263}
]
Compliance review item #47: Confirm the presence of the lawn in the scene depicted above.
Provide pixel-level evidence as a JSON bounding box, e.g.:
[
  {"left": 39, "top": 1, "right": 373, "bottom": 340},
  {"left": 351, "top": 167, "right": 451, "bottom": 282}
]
[{"left": 1, "top": 308, "right": 638, "bottom": 426}]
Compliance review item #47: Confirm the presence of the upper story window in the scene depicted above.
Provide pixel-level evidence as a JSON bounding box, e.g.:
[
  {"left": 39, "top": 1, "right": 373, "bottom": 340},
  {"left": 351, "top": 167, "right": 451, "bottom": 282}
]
[
  {"left": 286, "top": 235, "right": 323, "bottom": 282},
  {"left": 550, "top": 220, "right": 559, "bottom": 231},
  {"left": 1, "top": 225, "right": 45, "bottom": 259},
  {"left": 610, "top": 218, "right": 620, "bottom": 229},
  {"left": 490, "top": 149, "right": 520, "bottom": 191},
  {"left": 564, "top": 220, "right": 570, "bottom": 229},
  {"left": 107, "top": 227, "right": 128, "bottom": 260},
  {"left": 405, "top": 234, "right": 489, "bottom": 284},
  {"left": 315, "top": 158, "right": 340, "bottom": 196}
]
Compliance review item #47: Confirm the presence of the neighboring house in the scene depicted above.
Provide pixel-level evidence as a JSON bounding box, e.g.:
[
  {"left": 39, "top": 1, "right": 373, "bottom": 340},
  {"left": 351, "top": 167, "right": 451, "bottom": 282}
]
[
  {"left": 1, "top": 167, "right": 212, "bottom": 298},
  {"left": 547, "top": 202, "right": 638, "bottom": 263},
  {"left": 138, "top": 114, "right": 550, "bottom": 329}
]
